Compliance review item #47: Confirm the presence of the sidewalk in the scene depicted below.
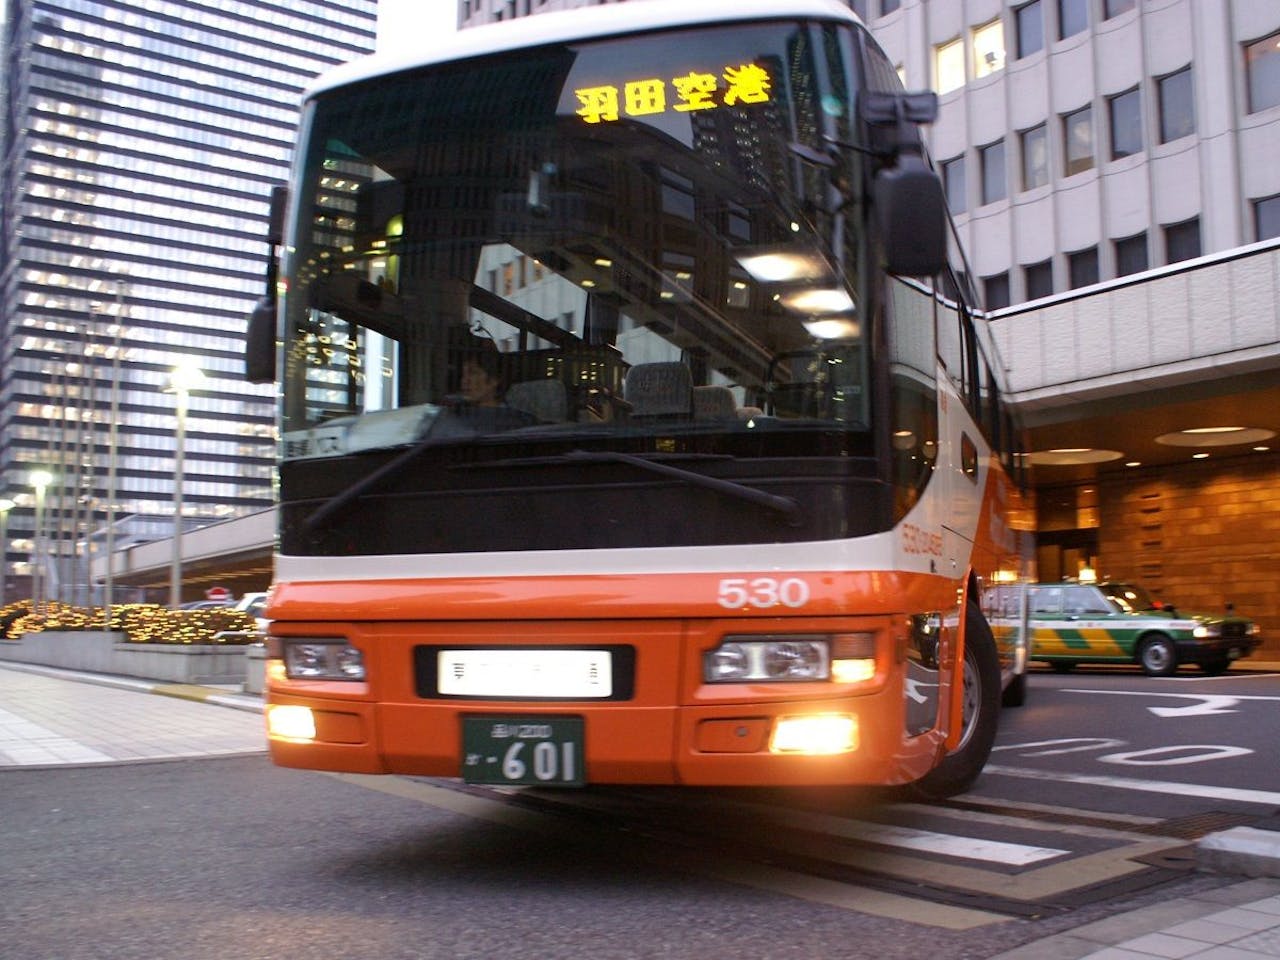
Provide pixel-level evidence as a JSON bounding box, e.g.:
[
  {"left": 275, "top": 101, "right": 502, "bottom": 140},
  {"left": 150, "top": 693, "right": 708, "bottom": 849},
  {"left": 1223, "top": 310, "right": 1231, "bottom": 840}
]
[
  {"left": 0, "top": 660, "right": 264, "bottom": 767},
  {"left": 2, "top": 660, "right": 1279, "bottom": 958}
]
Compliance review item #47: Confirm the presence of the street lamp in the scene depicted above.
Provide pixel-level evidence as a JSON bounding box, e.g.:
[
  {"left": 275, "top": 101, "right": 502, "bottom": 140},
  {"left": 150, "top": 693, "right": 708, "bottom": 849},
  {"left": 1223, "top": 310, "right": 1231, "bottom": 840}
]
[
  {"left": 0, "top": 497, "right": 14, "bottom": 609},
  {"left": 167, "top": 361, "right": 206, "bottom": 609},
  {"left": 29, "top": 470, "right": 53, "bottom": 612}
]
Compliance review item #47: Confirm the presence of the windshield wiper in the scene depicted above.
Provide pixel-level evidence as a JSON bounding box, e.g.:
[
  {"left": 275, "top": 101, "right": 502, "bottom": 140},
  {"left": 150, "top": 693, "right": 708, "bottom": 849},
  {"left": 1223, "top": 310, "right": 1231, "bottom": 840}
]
[
  {"left": 561, "top": 450, "right": 802, "bottom": 526},
  {"left": 305, "top": 444, "right": 803, "bottom": 535},
  {"left": 301, "top": 435, "right": 443, "bottom": 534}
]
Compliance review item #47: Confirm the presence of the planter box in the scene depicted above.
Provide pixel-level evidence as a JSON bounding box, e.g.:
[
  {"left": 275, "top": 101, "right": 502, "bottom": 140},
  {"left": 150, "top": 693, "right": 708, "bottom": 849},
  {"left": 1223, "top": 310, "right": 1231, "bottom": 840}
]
[
  {"left": 244, "top": 643, "right": 267, "bottom": 694},
  {"left": 0, "top": 631, "right": 251, "bottom": 685}
]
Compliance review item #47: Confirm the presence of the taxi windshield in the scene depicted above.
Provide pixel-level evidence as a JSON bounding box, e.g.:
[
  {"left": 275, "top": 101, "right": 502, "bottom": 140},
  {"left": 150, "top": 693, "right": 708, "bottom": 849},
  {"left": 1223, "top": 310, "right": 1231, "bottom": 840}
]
[{"left": 1098, "top": 582, "right": 1157, "bottom": 613}]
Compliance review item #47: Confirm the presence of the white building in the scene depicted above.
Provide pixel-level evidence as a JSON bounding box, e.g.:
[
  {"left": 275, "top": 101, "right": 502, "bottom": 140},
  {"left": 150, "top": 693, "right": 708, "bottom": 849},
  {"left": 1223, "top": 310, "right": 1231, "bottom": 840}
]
[{"left": 458, "top": 1, "right": 1280, "bottom": 305}]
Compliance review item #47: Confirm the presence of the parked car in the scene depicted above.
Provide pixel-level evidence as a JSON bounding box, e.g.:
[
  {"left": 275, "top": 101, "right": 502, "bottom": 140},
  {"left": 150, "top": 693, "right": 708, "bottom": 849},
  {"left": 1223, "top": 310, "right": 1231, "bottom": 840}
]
[
  {"left": 1027, "top": 580, "right": 1261, "bottom": 676},
  {"left": 179, "top": 599, "right": 234, "bottom": 610},
  {"left": 233, "top": 592, "right": 270, "bottom": 632}
]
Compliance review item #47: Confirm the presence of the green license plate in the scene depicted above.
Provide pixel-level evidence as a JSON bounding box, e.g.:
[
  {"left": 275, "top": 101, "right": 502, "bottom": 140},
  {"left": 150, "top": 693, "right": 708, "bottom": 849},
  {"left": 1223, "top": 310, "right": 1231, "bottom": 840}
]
[{"left": 462, "top": 717, "right": 585, "bottom": 786}]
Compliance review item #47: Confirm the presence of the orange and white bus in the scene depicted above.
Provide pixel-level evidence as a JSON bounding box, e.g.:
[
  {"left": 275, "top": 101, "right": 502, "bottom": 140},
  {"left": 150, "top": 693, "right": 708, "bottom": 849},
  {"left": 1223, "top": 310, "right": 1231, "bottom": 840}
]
[{"left": 247, "top": 0, "right": 1032, "bottom": 798}]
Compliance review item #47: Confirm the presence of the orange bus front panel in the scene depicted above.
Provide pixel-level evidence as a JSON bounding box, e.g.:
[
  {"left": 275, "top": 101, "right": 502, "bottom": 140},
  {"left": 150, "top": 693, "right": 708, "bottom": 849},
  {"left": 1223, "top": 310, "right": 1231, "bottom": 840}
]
[{"left": 265, "top": 612, "right": 952, "bottom": 787}]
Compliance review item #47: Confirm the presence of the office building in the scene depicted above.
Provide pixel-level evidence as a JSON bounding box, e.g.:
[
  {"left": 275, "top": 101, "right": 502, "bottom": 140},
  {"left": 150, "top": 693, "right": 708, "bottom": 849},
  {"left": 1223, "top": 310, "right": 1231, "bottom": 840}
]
[
  {"left": 0, "top": 0, "right": 377, "bottom": 601},
  {"left": 449, "top": 0, "right": 1280, "bottom": 642}
]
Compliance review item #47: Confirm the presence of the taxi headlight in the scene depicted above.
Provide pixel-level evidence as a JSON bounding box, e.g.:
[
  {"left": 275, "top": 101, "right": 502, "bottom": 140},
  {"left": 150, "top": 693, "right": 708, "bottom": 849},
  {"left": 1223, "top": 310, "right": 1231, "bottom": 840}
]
[
  {"left": 1193, "top": 625, "right": 1221, "bottom": 639},
  {"left": 284, "top": 640, "right": 366, "bottom": 680}
]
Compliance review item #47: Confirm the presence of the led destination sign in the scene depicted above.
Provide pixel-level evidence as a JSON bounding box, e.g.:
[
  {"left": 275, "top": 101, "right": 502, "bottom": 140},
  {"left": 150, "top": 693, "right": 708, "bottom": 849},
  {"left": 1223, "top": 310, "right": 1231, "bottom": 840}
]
[{"left": 574, "top": 63, "right": 773, "bottom": 124}]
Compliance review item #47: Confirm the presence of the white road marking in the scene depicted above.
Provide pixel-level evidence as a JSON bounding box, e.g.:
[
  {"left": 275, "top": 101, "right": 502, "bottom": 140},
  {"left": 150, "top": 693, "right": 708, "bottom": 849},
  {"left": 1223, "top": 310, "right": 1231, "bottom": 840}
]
[
  {"left": 984, "top": 763, "right": 1280, "bottom": 807},
  {"left": 1061, "top": 688, "right": 1280, "bottom": 718},
  {"left": 836, "top": 820, "right": 1068, "bottom": 866}
]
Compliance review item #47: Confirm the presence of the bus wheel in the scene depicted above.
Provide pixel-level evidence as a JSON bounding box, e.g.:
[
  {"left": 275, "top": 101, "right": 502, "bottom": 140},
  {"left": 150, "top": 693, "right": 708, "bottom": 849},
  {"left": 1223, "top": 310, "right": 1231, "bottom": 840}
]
[
  {"left": 912, "top": 604, "right": 1001, "bottom": 799},
  {"left": 1049, "top": 661, "right": 1076, "bottom": 674},
  {"left": 1138, "top": 633, "right": 1177, "bottom": 676}
]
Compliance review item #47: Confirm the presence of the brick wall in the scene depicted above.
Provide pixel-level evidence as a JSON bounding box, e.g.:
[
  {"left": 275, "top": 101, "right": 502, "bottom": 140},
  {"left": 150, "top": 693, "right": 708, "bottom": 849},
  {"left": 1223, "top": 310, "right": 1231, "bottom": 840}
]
[{"left": 1097, "top": 453, "right": 1280, "bottom": 660}]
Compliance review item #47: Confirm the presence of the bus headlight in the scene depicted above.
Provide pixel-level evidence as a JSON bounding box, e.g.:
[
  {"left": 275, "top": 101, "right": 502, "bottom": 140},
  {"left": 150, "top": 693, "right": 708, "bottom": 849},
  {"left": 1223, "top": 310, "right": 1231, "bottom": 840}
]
[
  {"left": 703, "top": 633, "right": 877, "bottom": 684},
  {"left": 704, "top": 637, "right": 830, "bottom": 682},
  {"left": 283, "top": 640, "right": 366, "bottom": 680}
]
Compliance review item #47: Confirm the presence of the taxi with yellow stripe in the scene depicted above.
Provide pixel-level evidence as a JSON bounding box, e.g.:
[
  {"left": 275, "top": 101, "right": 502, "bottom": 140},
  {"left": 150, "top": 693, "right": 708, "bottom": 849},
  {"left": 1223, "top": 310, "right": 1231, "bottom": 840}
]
[{"left": 1028, "top": 580, "right": 1260, "bottom": 676}]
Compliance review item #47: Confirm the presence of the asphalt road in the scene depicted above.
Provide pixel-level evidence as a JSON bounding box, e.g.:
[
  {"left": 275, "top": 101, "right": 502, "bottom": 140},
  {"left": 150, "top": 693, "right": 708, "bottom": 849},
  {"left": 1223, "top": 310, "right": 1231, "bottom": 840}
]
[
  {"left": 975, "top": 664, "right": 1280, "bottom": 820},
  {"left": 3, "top": 664, "right": 1277, "bottom": 960}
]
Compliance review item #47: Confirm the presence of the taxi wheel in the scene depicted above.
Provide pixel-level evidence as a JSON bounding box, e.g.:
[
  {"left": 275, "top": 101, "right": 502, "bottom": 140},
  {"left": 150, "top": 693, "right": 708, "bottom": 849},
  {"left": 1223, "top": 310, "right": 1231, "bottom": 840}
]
[
  {"left": 1198, "top": 656, "right": 1231, "bottom": 676},
  {"left": 1138, "top": 634, "right": 1177, "bottom": 676},
  {"left": 911, "top": 603, "right": 1001, "bottom": 799},
  {"left": 1001, "top": 670, "right": 1027, "bottom": 708}
]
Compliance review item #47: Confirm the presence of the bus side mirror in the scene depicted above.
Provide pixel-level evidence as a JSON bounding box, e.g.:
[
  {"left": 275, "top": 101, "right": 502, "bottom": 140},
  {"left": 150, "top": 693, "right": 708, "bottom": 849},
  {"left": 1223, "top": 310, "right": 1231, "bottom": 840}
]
[
  {"left": 876, "top": 153, "right": 947, "bottom": 278},
  {"left": 860, "top": 91, "right": 948, "bottom": 278},
  {"left": 245, "top": 184, "right": 286, "bottom": 384},
  {"left": 245, "top": 298, "right": 277, "bottom": 384}
]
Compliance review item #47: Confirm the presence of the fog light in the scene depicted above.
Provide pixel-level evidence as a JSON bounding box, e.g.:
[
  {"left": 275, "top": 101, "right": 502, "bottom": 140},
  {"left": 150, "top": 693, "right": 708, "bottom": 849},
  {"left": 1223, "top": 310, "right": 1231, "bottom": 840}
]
[
  {"left": 267, "top": 704, "right": 316, "bottom": 741},
  {"left": 770, "top": 714, "right": 857, "bottom": 754}
]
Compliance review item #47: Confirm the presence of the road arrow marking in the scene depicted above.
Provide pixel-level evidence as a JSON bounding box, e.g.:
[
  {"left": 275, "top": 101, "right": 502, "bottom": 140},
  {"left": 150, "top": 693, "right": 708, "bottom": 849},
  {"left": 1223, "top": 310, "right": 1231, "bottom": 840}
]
[{"left": 1060, "top": 688, "right": 1280, "bottom": 717}]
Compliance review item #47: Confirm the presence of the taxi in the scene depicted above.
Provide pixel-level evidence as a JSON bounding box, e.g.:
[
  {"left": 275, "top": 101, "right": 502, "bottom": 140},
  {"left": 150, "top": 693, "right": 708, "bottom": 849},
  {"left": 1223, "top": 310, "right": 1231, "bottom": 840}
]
[{"left": 1028, "top": 579, "right": 1261, "bottom": 676}]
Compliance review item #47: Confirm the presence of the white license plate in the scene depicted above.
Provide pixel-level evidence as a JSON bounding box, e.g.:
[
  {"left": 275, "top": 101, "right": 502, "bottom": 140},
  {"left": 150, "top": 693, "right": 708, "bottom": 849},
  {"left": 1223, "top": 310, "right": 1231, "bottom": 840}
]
[{"left": 437, "top": 649, "right": 613, "bottom": 698}]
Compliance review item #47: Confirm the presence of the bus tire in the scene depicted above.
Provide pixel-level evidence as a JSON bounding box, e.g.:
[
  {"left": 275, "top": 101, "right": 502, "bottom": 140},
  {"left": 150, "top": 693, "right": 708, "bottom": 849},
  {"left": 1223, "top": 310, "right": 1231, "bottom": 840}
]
[
  {"left": 912, "top": 603, "right": 1002, "bottom": 799},
  {"left": 1138, "top": 633, "right": 1177, "bottom": 676}
]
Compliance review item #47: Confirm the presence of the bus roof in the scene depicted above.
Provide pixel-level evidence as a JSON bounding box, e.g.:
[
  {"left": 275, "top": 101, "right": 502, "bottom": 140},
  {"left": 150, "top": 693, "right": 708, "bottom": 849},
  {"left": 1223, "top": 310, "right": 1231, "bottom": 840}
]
[{"left": 307, "top": 0, "right": 861, "bottom": 100}]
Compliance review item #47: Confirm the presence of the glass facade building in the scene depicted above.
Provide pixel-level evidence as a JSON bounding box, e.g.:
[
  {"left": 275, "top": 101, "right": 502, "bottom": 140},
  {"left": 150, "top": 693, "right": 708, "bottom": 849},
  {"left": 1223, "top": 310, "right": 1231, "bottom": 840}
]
[{"left": 0, "top": 0, "right": 376, "bottom": 599}]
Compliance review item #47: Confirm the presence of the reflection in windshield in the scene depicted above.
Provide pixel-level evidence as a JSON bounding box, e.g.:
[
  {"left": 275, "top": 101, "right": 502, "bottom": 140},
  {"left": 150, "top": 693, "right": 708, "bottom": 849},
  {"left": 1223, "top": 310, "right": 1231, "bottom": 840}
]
[
  {"left": 280, "top": 21, "right": 871, "bottom": 459},
  {"left": 1100, "top": 583, "right": 1156, "bottom": 613}
]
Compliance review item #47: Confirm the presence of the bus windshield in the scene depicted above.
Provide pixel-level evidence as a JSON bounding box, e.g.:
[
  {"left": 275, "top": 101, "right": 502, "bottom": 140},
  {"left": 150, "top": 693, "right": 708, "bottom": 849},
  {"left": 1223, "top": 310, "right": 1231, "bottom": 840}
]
[{"left": 280, "top": 20, "right": 872, "bottom": 460}]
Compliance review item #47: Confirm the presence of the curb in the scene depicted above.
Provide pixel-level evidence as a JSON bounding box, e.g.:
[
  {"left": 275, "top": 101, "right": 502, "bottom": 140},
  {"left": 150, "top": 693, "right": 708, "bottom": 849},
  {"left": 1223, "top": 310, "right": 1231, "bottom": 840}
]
[{"left": 1197, "top": 826, "right": 1280, "bottom": 879}]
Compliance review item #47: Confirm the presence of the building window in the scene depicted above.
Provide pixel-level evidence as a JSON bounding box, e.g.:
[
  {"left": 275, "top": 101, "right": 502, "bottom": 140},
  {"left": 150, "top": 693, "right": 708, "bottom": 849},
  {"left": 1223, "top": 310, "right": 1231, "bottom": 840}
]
[
  {"left": 1024, "top": 259, "right": 1053, "bottom": 300},
  {"left": 1114, "top": 232, "right": 1149, "bottom": 276},
  {"left": 1063, "top": 105, "right": 1094, "bottom": 176},
  {"left": 1021, "top": 124, "right": 1048, "bottom": 190},
  {"left": 983, "top": 273, "right": 1011, "bottom": 310},
  {"left": 1016, "top": 2, "right": 1044, "bottom": 59},
  {"left": 935, "top": 38, "right": 965, "bottom": 94},
  {"left": 1108, "top": 88, "right": 1142, "bottom": 159},
  {"left": 973, "top": 19, "right": 1006, "bottom": 78},
  {"left": 980, "top": 140, "right": 1007, "bottom": 204},
  {"left": 1164, "top": 217, "right": 1201, "bottom": 264},
  {"left": 1068, "top": 247, "right": 1099, "bottom": 288},
  {"left": 1104, "top": 0, "right": 1136, "bottom": 17},
  {"left": 1254, "top": 195, "right": 1280, "bottom": 241},
  {"left": 942, "top": 156, "right": 967, "bottom": 214},
  {"left": 880, "top": 0, "right": 902, "bottom": 14},
  {"left": 1158, "top": 67, "right": 1195, "bottom": 143},
  {"left": 1245, "top": 32, "right": 1280, "bottom": 114},
  {"left": 1058, "top": 0, "right": 1087, "bottom": 39}
]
